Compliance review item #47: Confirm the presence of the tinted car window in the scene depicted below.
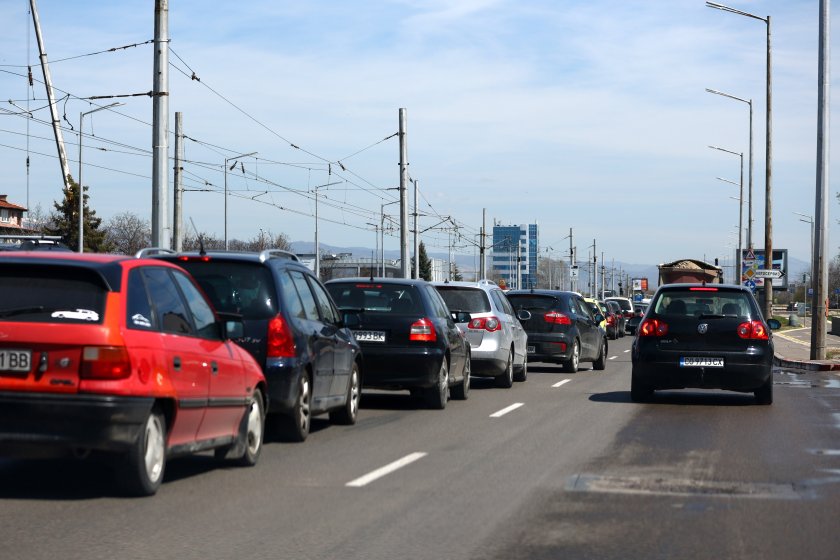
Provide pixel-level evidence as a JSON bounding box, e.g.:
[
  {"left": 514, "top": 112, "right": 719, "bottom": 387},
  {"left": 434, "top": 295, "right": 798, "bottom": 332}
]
[
  {"left": 142, "top": 268, "right": 194, "bottom": 335},
  {"left": 328, "top": 282, "right": 423, "bottom": 314},
  {"left": 289, "top": 270, "right": 320, "bottom": 320},
  {"left": 0, "top": 264, "right": 106, "bottom": 324},
  {"left": 436, "top": 287, "right": 490, "bottom": 313},
  {"left": 425, "top": 285, "right": 450, "bottom": 319},
  {"left": 172, "top": 269, "right": 218, "bottom": 339},
  {"left": 174, "top": 260, "right": 276, "bottom": 319},
  {"left": 308, "top": 276, "right": 339, "bottom": 324},
  {"left": 507, "top": 294, "right": 566, "bottom": 312},
  {"left": 654, "top": 290, "right": 753, "bottom": 317},
  {"left": 127, "top": 269, "right": 155, "bottom": 330},
  {"left": 278, "top": 271, "right": 306, "bottom": 319}
]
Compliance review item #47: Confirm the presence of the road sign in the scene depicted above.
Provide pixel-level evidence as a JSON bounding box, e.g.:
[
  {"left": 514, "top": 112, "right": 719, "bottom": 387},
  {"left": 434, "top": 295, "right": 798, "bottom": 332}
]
[
  {"left": 745, "top": 248, "right": 756, "bottom": 260},
  {"left": 570, "top": 266, "right": 579, "bottom": 279},
  {"left": 752, "top": 269, "right": 785, "bottom": 279},
  {"left": 745, "top": 279, "right": 757, "bottom": 291}
]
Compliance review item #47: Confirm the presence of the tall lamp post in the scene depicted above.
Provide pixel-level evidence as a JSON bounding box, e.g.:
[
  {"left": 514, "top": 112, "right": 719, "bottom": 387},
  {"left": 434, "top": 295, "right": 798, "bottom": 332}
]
[
  {"left": 709, "top": 145, "right": 744, "bottom": 284},
  {"left": 706, "top": 0, "right": 773, "bottom": 319},
  {"left": 223, "top": 151, "right": 257, "bottom": 250},
  {"left": 793, "top": 212, "right": 814, "bottom": 293},
  {"left": 78, "top": 102, "right": 123, "bottom": 252}
]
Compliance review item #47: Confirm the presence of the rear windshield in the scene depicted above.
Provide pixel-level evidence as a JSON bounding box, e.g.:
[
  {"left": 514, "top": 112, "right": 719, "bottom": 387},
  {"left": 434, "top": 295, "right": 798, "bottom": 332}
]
[
  {"left": 173, "top": 260, "right": 277, "bottom": 320},
  {"left": 435, "top": 287, "right": 491, "bottom": 313},
  {"left": 607, "top": 299, "right": 632, "bottom": 312},
  {"left": 0, "top": 264, "right": 107, "bottom": 324},
  {"left": 327, "top": 282, "right": 423, "bottom": 315},
  {"left": 507, "top": 294, "right": 567, "bottom": 313},
  {"left": 652, "top": 289, "right": 753, "bottom": 318}
]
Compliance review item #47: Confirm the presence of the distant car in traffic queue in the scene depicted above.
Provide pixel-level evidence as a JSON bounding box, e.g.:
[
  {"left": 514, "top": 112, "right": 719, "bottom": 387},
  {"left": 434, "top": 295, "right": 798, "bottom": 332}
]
[
  {"left": 601, "top": 299, "right": 625, "bottom": 340},
  {"left": 326, "top": 278, "right": 471, "bottom": 409}
]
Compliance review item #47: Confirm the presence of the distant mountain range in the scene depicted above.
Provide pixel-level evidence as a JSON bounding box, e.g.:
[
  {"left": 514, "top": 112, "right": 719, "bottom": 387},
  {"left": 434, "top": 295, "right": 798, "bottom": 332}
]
[{"left": 291, "top": 241, "right": 810, "bottom": 289}]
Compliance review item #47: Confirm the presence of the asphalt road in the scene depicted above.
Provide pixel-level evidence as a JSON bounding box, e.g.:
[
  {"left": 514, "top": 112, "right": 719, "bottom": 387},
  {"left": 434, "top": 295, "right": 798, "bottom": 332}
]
[{"left": 2, "top": 336, "right": 839, "bottom": 560}]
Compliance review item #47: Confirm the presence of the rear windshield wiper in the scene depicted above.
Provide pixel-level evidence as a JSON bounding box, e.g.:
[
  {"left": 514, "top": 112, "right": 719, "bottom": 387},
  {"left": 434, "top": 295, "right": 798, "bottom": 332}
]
[
  {"left": 0, "top": 305, "right": 46, "bottom": 318},
  {"left": 698, "top": 313, "right": 726, "bottom": 319}
]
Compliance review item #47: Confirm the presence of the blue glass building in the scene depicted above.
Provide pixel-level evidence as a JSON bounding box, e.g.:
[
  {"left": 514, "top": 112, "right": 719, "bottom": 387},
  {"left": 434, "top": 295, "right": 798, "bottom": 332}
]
[{"left": 491, "top": 223, "right": 538, "bottom": 289}]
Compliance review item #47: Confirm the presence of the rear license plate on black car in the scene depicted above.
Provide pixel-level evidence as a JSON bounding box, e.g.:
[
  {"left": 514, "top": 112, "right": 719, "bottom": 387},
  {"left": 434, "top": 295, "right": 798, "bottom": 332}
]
[
  {"left": 527, "top": 345, "right": 535, "bottom": 354},
  {"left": 354, "top": 330, "right": 386, "bottom": 343},
  {"left": 680, "top": 357, "right": 724, "bottom": 367}
]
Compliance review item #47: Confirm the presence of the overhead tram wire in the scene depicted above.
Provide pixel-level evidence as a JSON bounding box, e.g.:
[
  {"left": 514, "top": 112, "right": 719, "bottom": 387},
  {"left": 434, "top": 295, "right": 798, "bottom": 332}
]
[{"left": 0, "top": 39, "right": 154, "bottom": 68}]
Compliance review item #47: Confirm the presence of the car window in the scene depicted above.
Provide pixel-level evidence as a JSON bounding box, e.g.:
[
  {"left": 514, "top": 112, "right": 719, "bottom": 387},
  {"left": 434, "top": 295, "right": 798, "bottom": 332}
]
[
  {"left": 327, "top": 282, "right": 423, "bottom": 315},
  {"left": 0, "top": 263, "right": 106, "bottom": 324},
  {"left": 126, "top": 269, "right": 155, "bottom": 330},
  {"left": 289, "top": 271, "right": 320, "bottom": 320},
  {"left": 490, "top": 290, "right": 512, "bottom": 316},
  {"left": 435, "top": 287, "right": 490, "bottom": 313},
  {"left": 507, "top": 294, "right": 566, "bottom": 312},
  {"left": 654, "top": 290, "right": 753, "bottom": 317},
  {"left": 142, "top": 268, "right": 194, "bottom": 335},
  {"left": 573, "top": 298, "right": 593, "bottom": 319},
  {"left": 172, "top": 260, "right": 276, "bottom": 319},
  {"left": 308, "top": 276, "right": 339, "bottom": 324},
  {"left": 425, "top": 285, "right": 450, "bottom": 319},
  {"left": 172, "top": 269, "right": 219, "bottom": 339},
  {"left": 278, "top": 271, "right": 306, "bottom": 319}
]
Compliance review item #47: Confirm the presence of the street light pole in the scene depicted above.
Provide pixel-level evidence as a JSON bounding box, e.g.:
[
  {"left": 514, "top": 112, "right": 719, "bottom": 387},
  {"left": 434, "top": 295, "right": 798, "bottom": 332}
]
[
  {"left": 223, "top": 151, "right": 257, "bottom": 250},
  {"left": 78, "top": 102, "right": 123, "bottom": 252},
  {"left": 794, "top": 212, "right": 814, "bottom": 294},
  {"left": 709, "top": 145, "right": 743, "bottom": 285},
  {"left": 706, "top": 0, "right": 773, "bottom": 320},
  {"left": 706, "top": 88, "right": 753, "bottom": 249}
]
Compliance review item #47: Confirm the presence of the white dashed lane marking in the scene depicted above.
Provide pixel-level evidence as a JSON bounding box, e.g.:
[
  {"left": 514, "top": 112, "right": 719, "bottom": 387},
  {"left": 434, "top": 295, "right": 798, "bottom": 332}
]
[
  {"left": 346, "top": 452, "right": 428, "bottom": 487},
  {"left": 609, "top": 356, "right": 617, "bottom": 360},
  {"left": 552, "top": 379, "right": 572, "bottom": 388},
  {"left": 490, "top": 403, "right": 525, "bottom": 418}
]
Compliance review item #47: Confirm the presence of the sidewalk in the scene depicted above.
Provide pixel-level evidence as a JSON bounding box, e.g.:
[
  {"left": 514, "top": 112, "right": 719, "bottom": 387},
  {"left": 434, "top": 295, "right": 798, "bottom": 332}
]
[{"left": 773, "top": 325, "right": 840, "bottom": 372}]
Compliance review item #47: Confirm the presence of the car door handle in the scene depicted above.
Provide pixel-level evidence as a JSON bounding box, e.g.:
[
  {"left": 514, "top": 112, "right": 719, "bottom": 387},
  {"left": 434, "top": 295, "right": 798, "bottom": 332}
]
[
  {"left": 173, "top": 356, "right": 181, "bottom": 371},
  {"left": 211, "top": 361, "right": 218, "bottom": 375}
]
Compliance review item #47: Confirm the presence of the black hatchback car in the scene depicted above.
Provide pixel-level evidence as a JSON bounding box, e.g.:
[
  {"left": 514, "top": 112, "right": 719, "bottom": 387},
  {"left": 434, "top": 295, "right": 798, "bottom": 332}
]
[
  {"left": 154, "top": 249, "right": 362, "bottom": 441},
  {"left": 325, "top": 278, "right": 470, "bottom": 409},
  {"left": 630, "top": 283, "right": 780, "bottom": 404},
  {"left": 506, "top": 290, "right": 607, "bottom": 373}
]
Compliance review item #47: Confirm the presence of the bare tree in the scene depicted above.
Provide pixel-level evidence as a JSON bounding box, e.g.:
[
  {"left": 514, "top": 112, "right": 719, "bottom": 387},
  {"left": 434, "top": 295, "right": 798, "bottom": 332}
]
[
  {"left": 22, "top": 202, "right": 53, "bottom": 233},
  {"left": 181, "top": 230, "right": 291, "bottom": 253},
  {"left": 104, "top": 212, "right": 151, "bottom": 255}
]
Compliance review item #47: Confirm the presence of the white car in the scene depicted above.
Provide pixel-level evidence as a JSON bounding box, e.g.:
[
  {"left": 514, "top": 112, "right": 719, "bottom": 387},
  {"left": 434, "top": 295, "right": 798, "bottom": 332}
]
[{"left": 432, "top": 280, "right": 529, "bottom": 387}]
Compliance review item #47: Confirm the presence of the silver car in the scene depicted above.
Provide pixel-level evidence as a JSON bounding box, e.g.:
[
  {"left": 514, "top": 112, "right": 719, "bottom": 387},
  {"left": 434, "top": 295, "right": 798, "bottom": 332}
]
[{"left": 432, "top": 280, "right": 528, "bottom": 387}]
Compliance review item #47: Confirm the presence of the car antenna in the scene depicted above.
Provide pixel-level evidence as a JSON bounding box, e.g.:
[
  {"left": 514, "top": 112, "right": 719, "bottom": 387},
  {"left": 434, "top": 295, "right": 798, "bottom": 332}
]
[{"left": 189, "top": 217, "right": 206, "bottom": 256}]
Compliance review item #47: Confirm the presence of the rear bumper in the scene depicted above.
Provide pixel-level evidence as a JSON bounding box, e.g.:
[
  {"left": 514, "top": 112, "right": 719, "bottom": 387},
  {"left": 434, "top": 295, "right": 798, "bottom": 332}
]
[
  {"left": 0, "top": 392, "right": 154, "bottom": 454},
  {"left": 525, "top": 333, "right": 572, "bottom": 363},
  {"left": 357, "top": 345, "right": 445, "bottom": 389},
  {"left": 632, "top": 346, "right": 773, "bottom": 392},
  {"left": 263, "top": 357, "right": 305, "bottom": 415}
]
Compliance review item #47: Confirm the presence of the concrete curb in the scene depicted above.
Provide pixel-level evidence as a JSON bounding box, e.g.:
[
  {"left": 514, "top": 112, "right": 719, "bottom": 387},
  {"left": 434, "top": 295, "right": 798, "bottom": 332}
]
[{"left": 774, "top": 354, "right": 840, "bottom": 372}]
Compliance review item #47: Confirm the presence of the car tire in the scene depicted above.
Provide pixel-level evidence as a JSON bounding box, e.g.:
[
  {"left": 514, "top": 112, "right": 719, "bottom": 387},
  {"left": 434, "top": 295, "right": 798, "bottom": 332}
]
[
  {"left": 452, "top": 353, "right": 470, "bottom": 400},
  {"left": 495, "top": 348, "right": 515, "bottom": 388},
  {"left": 121, "top": 407, "right": 166, "bottom": 496},
  {"left": 278, "top": 373, "right": 311, "bottom": 442},
  {"left": 425, "top": 358, "right": 449, "bottom": 410},
  {"left": 593, "top": 338, "right": 607, "bottom": 370},
  {"left": 630, "top": 369, "right": 653, "bottom": 402},
  {"left": 563, "top": 340, "right": 580, "bottom": 373},
  {"left": 330, "top": 362, "right": 361, "bottom": 424},
  {"left": 513, "top": 354, "right": 528, "bottom": 382},
  {"left": 754, "top": 374, "right": 773, "bottom": 405}
]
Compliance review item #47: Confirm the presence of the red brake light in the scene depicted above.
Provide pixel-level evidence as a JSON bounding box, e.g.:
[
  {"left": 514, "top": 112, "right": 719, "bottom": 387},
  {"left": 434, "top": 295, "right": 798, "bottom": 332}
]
[
  {"left": 689, "top": 287, "right": 718, "bottom": 292},
  {"left": 544, "top": 311, "right": 571, "bottom": 325},
  {"left": 606, "top": 315, "right": 616, "bottom": 325},
  {"left": 639, "top": 318, "right": 668, "bottom": 337},
  {"left": 81, "top": 346, "right": 132, "bottom": 379},
  {"left": 737, "top": 320, "right": 769, "bottom": 340},
  {"left": 267, "top": 314, "right": 296, "bottom": 357},
  {"left": 410, "top": 318, "right": 437, "bottom": 341},
  {"left": 468, "top": 316, "right": 501, "bottom": 332},
  {"left": 178, "top": 255, "right": 211, "bottom": 262}
]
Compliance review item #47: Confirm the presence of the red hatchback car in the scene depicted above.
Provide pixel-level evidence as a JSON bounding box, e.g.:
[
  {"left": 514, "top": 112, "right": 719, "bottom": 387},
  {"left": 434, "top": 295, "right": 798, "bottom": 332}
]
[{"left": 0, "top": 252, "right": 267, "bottom": 495}]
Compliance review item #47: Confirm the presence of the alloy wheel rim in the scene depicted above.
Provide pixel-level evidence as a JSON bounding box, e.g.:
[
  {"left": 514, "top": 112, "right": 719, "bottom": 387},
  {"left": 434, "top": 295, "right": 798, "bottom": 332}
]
[
  {"left": 144, "top": 415, "right": 165, "bottom": 484},
  {"left": 299, "top": 378, "right": 311, "bottom": 432},
  {"left": 349, "top": 369, "right": 360, "bottom": 418},
  {"left": 246, "top": 398, "right": 262, "bottom": 455}
]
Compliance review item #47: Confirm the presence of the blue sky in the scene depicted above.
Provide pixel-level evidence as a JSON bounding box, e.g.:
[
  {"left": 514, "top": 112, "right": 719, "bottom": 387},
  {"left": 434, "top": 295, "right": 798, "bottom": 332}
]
[{"left": 0, "top": 0, "right": 836, "bottom": 273}]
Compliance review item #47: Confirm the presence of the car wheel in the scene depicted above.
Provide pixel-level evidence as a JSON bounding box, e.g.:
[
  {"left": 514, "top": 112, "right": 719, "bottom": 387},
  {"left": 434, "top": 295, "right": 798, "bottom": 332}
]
[
  {"left": 452, "top": 353, "right": 470, "bottom": 400},
  {"left": 754, "top": 374, "right": 773, "bottom": 405},
  {"left": 330, "top": 362, "right": 361, "bottom": 424},
  {"left": 279, "top": 373, "right": 311, "bottom": 442},
  {"left": 630, "top": 369, "right": 653, "bottom": 402},
  {"left": 593, "top": 338, "right": 607, "bottom": 370},
  {"left": 495, "top": 348, "right": 515, "bottom": 388},
  {"left": 563, "top": 340, "right": 580, "bottom": 373},
  {"left": 121, "top": 407, "right": 166, "bottom": 496},
  {"left": 513, "top": 353, "right": 528, "bottom": 382},
  {"left": 425, "top": 358, "right": 449, "bottom": 409}
]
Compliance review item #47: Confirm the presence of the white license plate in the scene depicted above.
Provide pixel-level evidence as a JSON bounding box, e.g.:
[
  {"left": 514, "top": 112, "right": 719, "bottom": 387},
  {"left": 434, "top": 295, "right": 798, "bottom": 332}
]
[
  {"left": 354, "top": 330, "right": 386, "bottom": 343},
  {"left": 0, "top": 349, "right": 32, "bottom": 372},
  {"left": 527, "top": 345, "right": 536, "bottom": 354},
  {"left": 680, "top": 357, "right": 724, "bottom": 368}
]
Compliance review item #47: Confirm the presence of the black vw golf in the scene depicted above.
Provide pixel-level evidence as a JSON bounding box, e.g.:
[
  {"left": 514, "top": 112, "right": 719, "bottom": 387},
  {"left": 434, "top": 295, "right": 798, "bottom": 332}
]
[{"left": 631, "top": 283, "right": 780, "bottom": 404}]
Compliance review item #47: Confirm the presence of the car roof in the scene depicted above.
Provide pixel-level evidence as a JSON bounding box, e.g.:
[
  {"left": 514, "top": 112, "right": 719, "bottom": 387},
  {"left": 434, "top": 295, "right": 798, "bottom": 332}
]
[
  {"left": 430, "top": 279, "right": 499, "bottom": 290},
  {"left": 506, "top": 289, "right": 573, "bottom": 297},
  {"left": 655, "top": 283, "right": 749, "bottom": 293},
  {"left": 326, "top": 277, "right": 430, "bottom": 287},
  {"left": 151, "top": 248, "right": 306, "bottom": 268}
]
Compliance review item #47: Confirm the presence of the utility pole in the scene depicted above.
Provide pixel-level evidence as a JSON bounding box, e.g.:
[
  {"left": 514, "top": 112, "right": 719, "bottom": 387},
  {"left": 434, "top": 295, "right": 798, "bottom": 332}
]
[
  {"left": 516, "top": 238, "right": 522, "bottom": 290},
  {"left": 569, "top": 228, "right": 574, "bottom": 291},
  {"left": 173, "top": 112, "right": 183, "bottom": 251},
  {"left": 763, "top": 14, "right": 774, "bottom": 321},
  {"left": 30, "top": 0, "right": 70, "bottom": 193},
  {"left": 398, "top": 108, "right": 409, "bottom": 278},
  {"left": 151, "top": 0, "right": 170, "bottom": 248},
  {"left": 480, "top": 208, "right": 486, "bottom": 280},
  {"left": 413, "top": 179, "right": 419, "bottom": 279},
  {"left": 811, "top": 0, "right": 830, "bottom": 359}
]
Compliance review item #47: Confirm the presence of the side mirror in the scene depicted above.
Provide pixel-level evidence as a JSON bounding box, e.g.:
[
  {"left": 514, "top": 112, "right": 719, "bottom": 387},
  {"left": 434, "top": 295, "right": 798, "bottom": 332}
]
[
  {"left": 217, "top": 311, "right": 245, "bottom": 340},
  {"left": 517, "top": 309, "right": 532, "bottom": 321},
  {"left": 767, "top": 318, "right": 782, "bottom": 331},
  {"left": 594, "top": 313, "right": 605, "bottom": 324},
  {"left": 453, "top": 311, "right": 472, "bottom": 324}
]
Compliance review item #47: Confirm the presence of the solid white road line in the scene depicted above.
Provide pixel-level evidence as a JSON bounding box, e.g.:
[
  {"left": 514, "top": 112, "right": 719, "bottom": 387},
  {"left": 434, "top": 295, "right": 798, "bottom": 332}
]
[
  {"left": 552, "top": 379, "right": 572, "bottom": 388},
  {"left": 345, "top": 452, "right": 428, "bottom": 487},
  {"left": 490, "top": 402, "right": 525, "bottom": 418}
]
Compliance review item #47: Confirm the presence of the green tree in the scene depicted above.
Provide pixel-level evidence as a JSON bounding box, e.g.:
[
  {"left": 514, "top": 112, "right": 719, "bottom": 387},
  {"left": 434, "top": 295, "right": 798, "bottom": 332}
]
[
  {"left": 411, "top": 241, "right": 432, "bottom": 280},
  {"left": 44, "top": 175, "right": 111, "bottom": 252},
  {"left": 451, "top": 262, "right": 463, "bottom": 281}
]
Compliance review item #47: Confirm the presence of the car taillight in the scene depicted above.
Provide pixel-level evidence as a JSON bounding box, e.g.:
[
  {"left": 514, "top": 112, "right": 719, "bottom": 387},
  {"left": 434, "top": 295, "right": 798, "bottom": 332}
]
[
  {"left": 468, "top": 316, "right": 501, "bottom": 332},
  {"left": 737, "top": 320, "right": 769, "bottom": 340},
  {"left": 606, "top": 315, "right": 616, "bottom": 326},
  {"left": 638, "top": 318, "right": 668, "bottom": 337},
  {"left": 267, "top": 314, "right": 296, "bottom": 357},
  {"left": 410, "top": 318, "right": 437, "bottom": 341},
  {"left": 81, "top": 346, "right": 132, "bottom": 379},
  {"left": 544, "top": 311, "right": 571, "bottom": 325},
  {"left": 177, "top": 255, "right": 211, "bottom": 262}
]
